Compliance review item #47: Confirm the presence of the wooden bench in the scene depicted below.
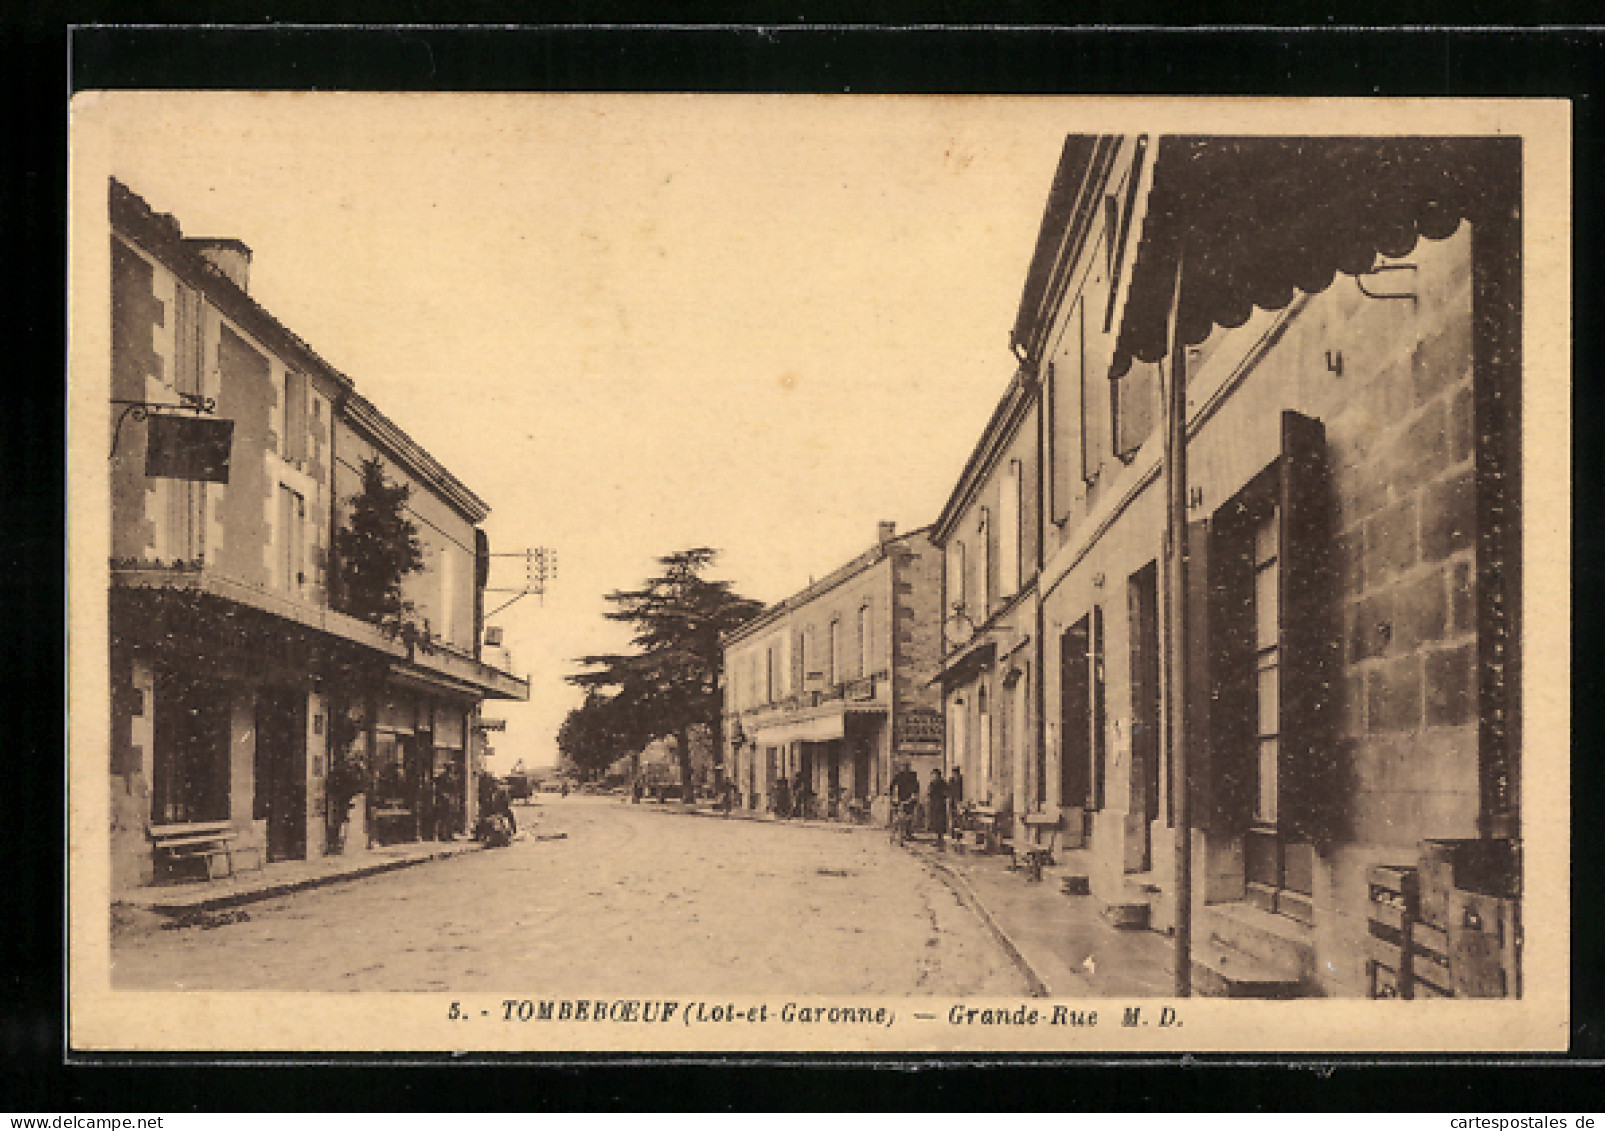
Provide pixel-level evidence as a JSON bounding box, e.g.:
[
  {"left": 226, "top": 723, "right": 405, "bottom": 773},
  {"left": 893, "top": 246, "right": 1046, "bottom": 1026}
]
[
  {"left": 149, "top": 820, "right": 237, "bottom": 881},
  {"left": 1013, "top": 814, "right": 1060, "bottom": 883}
]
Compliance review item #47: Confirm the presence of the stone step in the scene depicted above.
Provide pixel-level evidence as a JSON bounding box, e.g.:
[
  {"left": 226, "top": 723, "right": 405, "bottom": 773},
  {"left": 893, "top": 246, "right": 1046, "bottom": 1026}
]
[
  {"left": 1101, "top": 901, "right": 1151, "bottom": 931},
  {"left": 1191, "top": 941, "right": 1307, "bottom": 999},
  {"left": 1200, "top": 901, "right": 1317, "bottom": 982}
]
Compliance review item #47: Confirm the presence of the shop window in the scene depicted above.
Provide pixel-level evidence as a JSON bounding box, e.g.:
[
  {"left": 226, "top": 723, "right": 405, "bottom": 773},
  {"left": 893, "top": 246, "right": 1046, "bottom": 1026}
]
[{"left": 152, "top": 672, "right": 231, "bottom": 824}]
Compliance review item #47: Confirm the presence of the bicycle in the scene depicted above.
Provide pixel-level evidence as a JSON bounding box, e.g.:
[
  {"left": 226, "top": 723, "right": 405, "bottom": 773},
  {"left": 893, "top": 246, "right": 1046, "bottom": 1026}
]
[{"left": 889, "top": 796, "right": 917, "bottom": 847}]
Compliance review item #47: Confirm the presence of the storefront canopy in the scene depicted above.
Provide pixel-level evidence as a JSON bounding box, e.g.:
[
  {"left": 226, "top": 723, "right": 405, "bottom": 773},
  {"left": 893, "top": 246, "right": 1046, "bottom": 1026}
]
[{"left": 1110, "top": 136, "right": 1520, "bottom": 379}]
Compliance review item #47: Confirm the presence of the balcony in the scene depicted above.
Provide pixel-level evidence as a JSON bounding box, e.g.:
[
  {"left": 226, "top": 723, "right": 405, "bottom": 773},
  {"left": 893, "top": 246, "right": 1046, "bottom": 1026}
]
[{"left": 110, "top": 561, "right": 529, "bottom": 701}]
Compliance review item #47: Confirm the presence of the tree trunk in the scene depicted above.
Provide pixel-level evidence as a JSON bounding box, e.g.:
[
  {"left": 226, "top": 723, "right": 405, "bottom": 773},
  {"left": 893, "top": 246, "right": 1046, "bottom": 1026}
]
[{"left": 677, "top": 725, "right": 694, "bottom": 802}]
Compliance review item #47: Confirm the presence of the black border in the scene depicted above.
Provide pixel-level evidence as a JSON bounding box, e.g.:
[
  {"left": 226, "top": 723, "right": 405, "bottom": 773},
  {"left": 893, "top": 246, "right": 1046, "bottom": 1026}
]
[{"left": 11, "top": 15, "right": 1603, "bottom": 1110}]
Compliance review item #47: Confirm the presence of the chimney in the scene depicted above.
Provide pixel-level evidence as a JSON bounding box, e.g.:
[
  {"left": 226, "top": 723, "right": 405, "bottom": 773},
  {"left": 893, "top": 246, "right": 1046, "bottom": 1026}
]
[
  {"left": 877, "top": 520, "right": 897, "bottom": 545},
  {"left": 183, "top": 237, "right": 252, "bottom": 292}
]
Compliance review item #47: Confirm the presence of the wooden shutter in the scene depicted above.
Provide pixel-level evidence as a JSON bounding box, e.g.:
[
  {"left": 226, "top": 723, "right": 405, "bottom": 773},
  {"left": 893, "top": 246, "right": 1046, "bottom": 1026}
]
[
  {"left": 1059, "top": 620, "right": 1090, "bottom": 808},
  {"left": 1276, "top": 410, "right": 1337, "bottom": 844},
  {"left": 1127, "top": 563, "right": 1162, "bottom": 824},
  {"left": 1090, "top": 605, "right": 1106, "bottom": 810},
  {"left": 1185, "top": 518, "right": 1225, "bottom": 829},
  {"left": 1115, "top": 360, "right": 1160, "bottom": 462}
]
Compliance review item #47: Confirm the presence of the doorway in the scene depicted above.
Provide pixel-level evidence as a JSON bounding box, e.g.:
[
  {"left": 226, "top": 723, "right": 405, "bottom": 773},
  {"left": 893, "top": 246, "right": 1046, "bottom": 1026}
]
[
  {"left": 1127, "top": 563, "right": 1162, "bottom": 873},
  {"left": 254, "top": 686, "right": 307, "bottom": 862}
]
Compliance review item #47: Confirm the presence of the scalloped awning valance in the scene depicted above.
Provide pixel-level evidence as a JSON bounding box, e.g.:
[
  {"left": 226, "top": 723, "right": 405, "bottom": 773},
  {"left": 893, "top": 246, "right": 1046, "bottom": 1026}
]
[{"left": 1110, "top": 136, "right": 1520, "bottom": 379}]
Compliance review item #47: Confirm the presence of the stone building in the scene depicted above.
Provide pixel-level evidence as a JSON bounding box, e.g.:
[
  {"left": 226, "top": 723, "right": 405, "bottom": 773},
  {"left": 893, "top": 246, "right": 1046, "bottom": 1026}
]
[
  {"left": 929, "top": 366, "right": 1044, "bottom": 826},
  {"left": 722, "top": 523, "right": 944, "bottom": 820},
  {"left": 107, "top": 178, "right": 527, "bottom": 890},
  {"left": 942, "top": 135, "right": 1521, "bottom": 996}
]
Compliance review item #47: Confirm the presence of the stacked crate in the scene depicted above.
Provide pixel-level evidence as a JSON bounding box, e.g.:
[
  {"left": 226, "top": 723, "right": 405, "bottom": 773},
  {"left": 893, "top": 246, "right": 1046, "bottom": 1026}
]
[
  {"left": 1365, "top": 841, "right": 1521, "bottom": 1000},
  {"left": 1419, "top": 839, "right": 1522, "bottom": 999},
  {"left": 1365, "top": 864, "right": 1417, "bottom": 999}
]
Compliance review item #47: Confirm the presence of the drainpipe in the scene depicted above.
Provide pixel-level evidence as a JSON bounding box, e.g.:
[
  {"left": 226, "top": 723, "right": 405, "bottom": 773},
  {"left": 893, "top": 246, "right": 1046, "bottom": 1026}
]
[
  {"left": 1162, "top": 251, "right": 1192, "bottom": 998},
  {"left": 1031, "top": 362, "right": 1048, "bottom": 829}
]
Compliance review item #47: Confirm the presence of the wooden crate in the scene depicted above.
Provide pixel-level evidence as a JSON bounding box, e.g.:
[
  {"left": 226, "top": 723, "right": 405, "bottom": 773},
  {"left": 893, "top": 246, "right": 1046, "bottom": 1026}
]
[
  {"left": 1448, "top": 891, "right": 1521, "bottom": 999},
  {"left": 1366, "top": 864, "right": 1419, "bottom": 999}
]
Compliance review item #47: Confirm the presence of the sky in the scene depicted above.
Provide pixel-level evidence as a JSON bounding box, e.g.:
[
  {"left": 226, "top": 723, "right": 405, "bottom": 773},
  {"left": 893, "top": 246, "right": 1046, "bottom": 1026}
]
[{"left": 81, "top": 93, "right": 1073, "bottom": 772}]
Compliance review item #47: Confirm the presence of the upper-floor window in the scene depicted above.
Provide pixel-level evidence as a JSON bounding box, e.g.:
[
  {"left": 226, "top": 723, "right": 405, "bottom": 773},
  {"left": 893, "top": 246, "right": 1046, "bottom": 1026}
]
[
  {"left": 976, "top": 508, "right": 992, "bottom": 616},
  {"left": 765, "top": 643, "right": 776, "bottom": 703},
  {"left": 1048, "top": 303, "right": 1084, "bottom": 525},
  {"left": 857, "top": 603, "right": 871, "bottom": 677},
  {"left": 948, "top": 540, "right": 968, "bottom": 625},
  {"left": 828, "top": 619, "right": 840, "bottom": 686},
  {"left": 278, "top": 484, "right": 305, "bottom": 594},
  {"left": 439, "top": 543, "right": 456, "bottom": 644},
  {"left": 1081, "top": 243, "right": 1112, "bottom": 487},
  {"left": 283, "top": 369, "right": 308, "bottom": 463},
  {"left": 999, "top": 459, "right": 1022, "bottom": 597},
  {"left": 1114, "top": 360, "right": 1160, "bottom": 463}
]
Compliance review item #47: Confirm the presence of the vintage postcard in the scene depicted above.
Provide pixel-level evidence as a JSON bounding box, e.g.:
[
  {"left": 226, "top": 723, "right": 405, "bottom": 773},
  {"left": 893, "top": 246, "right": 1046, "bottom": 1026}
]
[{"left": 68, "top": 93, "right": 1570, "bottom": 1053}]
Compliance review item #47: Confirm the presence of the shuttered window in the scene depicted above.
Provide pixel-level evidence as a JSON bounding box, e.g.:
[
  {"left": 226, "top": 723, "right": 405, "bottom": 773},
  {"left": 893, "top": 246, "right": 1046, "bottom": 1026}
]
[{"left": 1193, "top": 411, "right": 1335, "bottom": 842}]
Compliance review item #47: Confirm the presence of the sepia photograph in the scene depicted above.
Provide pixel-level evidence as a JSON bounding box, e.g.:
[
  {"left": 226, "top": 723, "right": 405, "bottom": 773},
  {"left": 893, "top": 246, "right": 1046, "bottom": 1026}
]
[{"left": 66, "top": 92, "right": 1570, "bottom": 1054}]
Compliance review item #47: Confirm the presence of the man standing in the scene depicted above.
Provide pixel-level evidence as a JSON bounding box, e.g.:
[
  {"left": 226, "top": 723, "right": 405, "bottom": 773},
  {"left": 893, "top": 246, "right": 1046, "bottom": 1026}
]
[
  {"left": 890, "top": 761, "right": 919, "bottom": 828},
  {"left": 927, "top": 768, "right": 949, "bottom": 850}
]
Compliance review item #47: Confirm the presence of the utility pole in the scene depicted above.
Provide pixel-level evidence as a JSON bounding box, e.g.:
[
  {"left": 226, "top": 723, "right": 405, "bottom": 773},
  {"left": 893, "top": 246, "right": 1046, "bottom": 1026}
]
[{"left": 484, "top": 546, "right": 557, "bottom": 618}]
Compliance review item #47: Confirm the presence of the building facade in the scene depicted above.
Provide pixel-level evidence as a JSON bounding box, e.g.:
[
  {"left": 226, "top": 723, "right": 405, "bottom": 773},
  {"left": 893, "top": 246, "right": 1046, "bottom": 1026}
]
[
  {"left": 940, "top": 135, "right": 1521, "bottom": 996},
  {"left": 930, "top": 370, "right": 1045, "bottom": 829},
  {"left": 722, "top": 523, "right": 944, "bottom": 821},
  {"left": 108, "top": 179, "right": 528, "bottom": 890}
]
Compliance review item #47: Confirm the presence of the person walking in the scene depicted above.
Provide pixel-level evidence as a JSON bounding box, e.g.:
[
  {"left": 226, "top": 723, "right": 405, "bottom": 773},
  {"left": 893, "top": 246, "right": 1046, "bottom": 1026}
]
[{"left": 927, "top": 768, "right": 949, "bottom": 850}]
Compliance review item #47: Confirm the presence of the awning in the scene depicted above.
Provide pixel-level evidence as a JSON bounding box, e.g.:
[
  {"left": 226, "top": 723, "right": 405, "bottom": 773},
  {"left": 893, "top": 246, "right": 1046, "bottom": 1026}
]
[
  {"left": 931, "top": 640, "right": 997, "bottom": 691},
  {"left": 1111, "top": 136, "right": 1520, "bottom": 377},
  {"left": 751, "top": 714, "right": 846, "bottom": 744}
]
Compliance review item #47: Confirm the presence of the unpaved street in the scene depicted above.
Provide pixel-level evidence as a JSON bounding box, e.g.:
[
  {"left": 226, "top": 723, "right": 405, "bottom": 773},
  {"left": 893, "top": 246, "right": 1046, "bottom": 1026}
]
[{"left": 112, "top": 796, "right": 1026, "bottom": 996}]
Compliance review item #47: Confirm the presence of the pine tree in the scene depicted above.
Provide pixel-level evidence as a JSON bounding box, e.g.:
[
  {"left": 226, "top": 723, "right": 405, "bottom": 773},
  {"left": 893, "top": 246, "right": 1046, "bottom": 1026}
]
[{"left": 568, "top": 548, "right": 763, "bottom": 798}]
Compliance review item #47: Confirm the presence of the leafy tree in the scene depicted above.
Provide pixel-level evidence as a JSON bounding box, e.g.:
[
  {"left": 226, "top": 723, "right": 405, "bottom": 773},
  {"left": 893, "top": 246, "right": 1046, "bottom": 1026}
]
[
  {"left": 556, "top": 691, "right": 633, "bottom": 781},
  {"left": 567, "top": 548, "right": 763, "bottom": 798},
  {"left": 332, "top": 456, "right": 425, "bottom": 636}
]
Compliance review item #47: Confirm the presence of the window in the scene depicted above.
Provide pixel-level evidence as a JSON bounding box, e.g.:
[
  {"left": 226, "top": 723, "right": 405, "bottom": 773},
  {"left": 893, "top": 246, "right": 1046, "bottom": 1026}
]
[
  {"left": 828, "top": 619, "right": 840, "bottom": 686},
  {"left": 1114, "top": 360, "right": 1161, "bottom": 463},
  {"left": 857, "top": 604, "right": 871, "bottom": 677},
  {"left": 278, "top": 484, "right": 305, "bottom": 594},
  {"left": 1194, "top": 411, "right": 1333, "bottom": 924},
  {"left": 1050, "top": 301, "right": 1086, "bottom": 524},
  {"left": 439, "top": 544, "right": 456, "bottom": 644},
  {"left": 765, "top": 643, "right": 776, "bottom": 703},
  {"left": 1059, "top": 609, "right": 1105, "bottom": 810},
  {"left": 977, "top": 683, "right": 993, "bottom": 800},
  {"left": 976, "top": 509, "right": 992, "bottom": 617},
  {"left": 999, "top": 459, "right": 1022, "bottom": 597},
  {"left": 948, "top": 541, "right": 967, "bottom": 623},
  {"left": 1081, "top": 246, "right": 1112, "bottom": 486},
  {"left": 284, "top": 369, "right": 308, "bottom": 463}
]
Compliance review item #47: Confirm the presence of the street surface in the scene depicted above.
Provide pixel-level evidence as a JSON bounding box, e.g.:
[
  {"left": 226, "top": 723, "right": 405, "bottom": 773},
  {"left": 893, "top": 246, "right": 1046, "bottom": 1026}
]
[{"left": 112, "top": 795, "right": 1027, "bottom": 995}]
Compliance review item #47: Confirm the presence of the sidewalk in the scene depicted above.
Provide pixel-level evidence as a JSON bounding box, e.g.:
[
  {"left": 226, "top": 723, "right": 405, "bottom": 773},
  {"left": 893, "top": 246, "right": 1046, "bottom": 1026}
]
[
  {"left": 113, "top": 838, "right": 487, "bottom": 915},
  {"left": 643, "top": 799, "right": 1179, "bottom": 997},
  {"left": 909, "top": 840, "right": 1179, "bottom": 998}
]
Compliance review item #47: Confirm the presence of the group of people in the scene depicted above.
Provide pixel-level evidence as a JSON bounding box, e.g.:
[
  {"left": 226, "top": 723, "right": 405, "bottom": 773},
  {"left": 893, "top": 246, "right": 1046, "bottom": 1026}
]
[
  {"left": 768, "top": 774, "right": 818, "bottom": 820},
  {"left": 889, "top": 760, "right": 965, "bottom": 848}
]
